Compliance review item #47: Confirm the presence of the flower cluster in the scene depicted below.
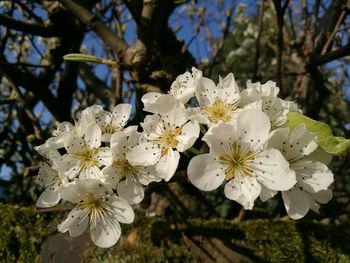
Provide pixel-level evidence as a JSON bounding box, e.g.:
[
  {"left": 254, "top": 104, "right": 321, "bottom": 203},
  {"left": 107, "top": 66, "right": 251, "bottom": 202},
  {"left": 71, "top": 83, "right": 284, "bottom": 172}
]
[{"left": 34, "top": 68, "right": 334, "bottom": 247}]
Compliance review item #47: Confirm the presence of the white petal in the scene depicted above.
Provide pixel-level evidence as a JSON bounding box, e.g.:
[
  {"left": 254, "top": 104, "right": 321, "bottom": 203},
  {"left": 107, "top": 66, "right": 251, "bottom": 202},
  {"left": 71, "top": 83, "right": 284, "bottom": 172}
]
[
  {"left": 289, "top": 124, "right": 317, "bottom": 156},
  {"left": 156, "top": 149, "right": 180, "bottom": 181},
  {"left": 186, "top": 107, "right": 210, "bottom": 125},
  {"left": 58, "top": 154, "right": 80, "bottom": 179},
  {"left": 216, "top": 73, "right": 241, "bottom": 104},
  {"left": 117, "top": 179, "right": 144, "bottom": 204},
  {"left": 141, "top": 92, "right": 163, "bottom": 107},
  {"left": 195, "top": 77, "right": 216, "bottom": 107},
  {"left": 90, "top": 215, "right": 121, "bottom": 248},
  {"left": 102, "top": 166, "right": 120, "bottom": 188},
  {"left": 187, "top": 154, "right": 225, "bottom": 191},
  {"left": 112, "top": 103, "right": 131, "bottom": 127},
  {"left": 203, "top": 123, "right": 237, "bottom": 157},
  {"left": 312, "top": 189, "right": 333, "bottom": 204},
  {"left": 143, "top": 94, "right": 178, "bottom": 114},
  {"left": 36, "top": 187, "right": 61, "bottom": 208},
  {"left": 80, "top": 165, "right": 103, "bottom": 180},
  {"left": 307, "top": 147, "right": 332, "bottom": 165},
  {"left": 282, "top": 187, "right": 310, "bottom": 219},
  {"left": 137, "top": 165, "right": 161, "bottom": 185},
  {"left": 236, "top": 109, "right": 270, "bottom": 152},
  {"left": 126, "top": 142, "right": 161, "bottom": 166},
  {"left": 292, "top": 159, "right": 333, "bottom": 193},
  {"left": 176, "top": 121, "right": 200, "bottom": 152},
  {"left": 58, "top": 208, "right": 89, "bottom": 237},
  {"left": 96, "top": 147, "right": 113, "bottom": 167},
  {"left": 110, "top": 196, "right": 135, "bottom": 224},
  {"left": 60, "top": 179, "right": 113, "bottom": 203},
  {"left": 259, "top": 185, "right": 277, "bottom": 202},
  {"left": 160, "top": 103, "right": 187, "bottom": 127},
  {"left": 64, "top": 136, "right": 84, "bottom": 155},
  {"left": 224, "top": 175, "right": 261, "bottom": 210},
  {"left": 250, "top": 148, "right": 296, "bottom": 191},
  {"left": 84, "top": 122, "right": 102, "bottom": 149}
]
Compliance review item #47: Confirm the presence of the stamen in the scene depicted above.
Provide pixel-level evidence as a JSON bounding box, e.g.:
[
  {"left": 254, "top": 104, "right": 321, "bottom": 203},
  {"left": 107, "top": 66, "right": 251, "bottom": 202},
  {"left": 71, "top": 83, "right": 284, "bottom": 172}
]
[
  {"left": 113, "top": 159, "right": 138, "bottom": 179},
  {"left": 203, "top": 99, "right": 239, "bottom": 123},
  {"left": 74, "top": 144, "right": 99, "bottom": 172},
  {"left": 153, "top": 124, "right": 182, "bottom": 156},
  {"left": 219, "top": 143, "right": 255, "bottom": 180}
]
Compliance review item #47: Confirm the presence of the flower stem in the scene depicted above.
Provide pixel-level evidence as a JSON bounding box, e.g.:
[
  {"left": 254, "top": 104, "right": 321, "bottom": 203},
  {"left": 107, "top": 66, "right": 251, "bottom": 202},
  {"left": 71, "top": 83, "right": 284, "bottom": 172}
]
[
  {"left": 200, "top": 124, "right": 207, "bottom": 135},
  {"left": 188, "top": 147, "right": 201, "bottom": 155}
]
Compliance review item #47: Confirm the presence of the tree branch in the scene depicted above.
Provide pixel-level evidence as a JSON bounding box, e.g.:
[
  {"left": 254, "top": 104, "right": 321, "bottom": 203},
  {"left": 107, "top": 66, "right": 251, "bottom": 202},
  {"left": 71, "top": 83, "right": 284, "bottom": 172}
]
[
  {"left": 59, "top": 0, "right": 129, "bottom": 61},
  {"left": 313, "top": 42, "right": 350, "bottom": 65},
  {"left": 0, "top": 13, "right": 58, "bottom": 37}
]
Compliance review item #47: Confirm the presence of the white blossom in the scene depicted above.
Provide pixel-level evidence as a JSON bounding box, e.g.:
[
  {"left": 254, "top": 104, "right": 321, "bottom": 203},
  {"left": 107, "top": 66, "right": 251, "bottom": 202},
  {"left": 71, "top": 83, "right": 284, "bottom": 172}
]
[
  {"left": 103, "top": 129, "right": 161, "bottom": 204},
  {"left": 141, "top": 68, "right": 202, "bottom": 113},
  {"left": 80, "top": 104, "right": 132, "bottom": 142},
  {"left": 188, "top": 109, "right": 296, "bottom": 209},
  {"left": 189, "top": 72, "right": 258, "bottom": 126},
  {"left": 58, "top": 179, "right": 134, "bottom": 248},
  {"left": 58, "top": 122, "right": 113, "bottom": 180},
  {"left": 267, "top": 124, "right": 334, "bottom": 219},
  {"left": 127, "top": 102, "right": 200, "bottom": 181},
  {"left": 35, "top": 163, "right": 68, "bottom": 208}
]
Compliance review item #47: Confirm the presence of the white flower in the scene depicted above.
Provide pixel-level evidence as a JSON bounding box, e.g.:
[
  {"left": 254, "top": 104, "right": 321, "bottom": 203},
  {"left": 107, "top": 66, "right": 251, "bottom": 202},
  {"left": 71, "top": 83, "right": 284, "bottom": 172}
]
[
  {"left": 80, "top": 104, "right": 132, "bottom": 142},
  {"left": 102, "top": 129, "right": 161, "bottom": 204},
  {"left": 35, "top": 163, "right": 68, "bottom": 208},
  {"left": 267, "top": 124, "right": 334, "bottom": 219},
  {"left": 58, "top": 179, "right": 134, "bottom": 248},
  {"left": 141, "top": 68, "right": 202, "bottom": 113},
  {"left": 240, "top": 80, "right": 300, "bottom": 129},
  {"left": 127, "top": 103, "right": 200, "bottom": 181},
  {"left": 189, "top": 72, "right": 257, "bottom": 126},
  {"left": 59, "top": 122, "right": 113, "bottom": 180},
  {"left": 187, "top": 109, "right": 296, "bottom": 209}
]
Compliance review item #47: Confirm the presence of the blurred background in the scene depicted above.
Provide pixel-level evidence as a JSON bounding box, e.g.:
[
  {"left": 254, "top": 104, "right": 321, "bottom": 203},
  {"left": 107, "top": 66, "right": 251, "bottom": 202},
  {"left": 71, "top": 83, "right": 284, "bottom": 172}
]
[{"left": 0, "top": 0, "right": 350, "bottom": 262}]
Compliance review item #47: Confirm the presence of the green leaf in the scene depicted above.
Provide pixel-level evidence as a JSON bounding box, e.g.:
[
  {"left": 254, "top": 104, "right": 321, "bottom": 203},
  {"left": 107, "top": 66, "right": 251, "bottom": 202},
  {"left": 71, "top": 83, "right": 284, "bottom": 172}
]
[
  {"left": 63, "top": 53, "right": 118, "bottom": 66},
  {"left": 286, "top": 112, "right": 350, "bottom": 155},
  {"left": 63, "top": 53, "right": 104, "bottom": 63}
]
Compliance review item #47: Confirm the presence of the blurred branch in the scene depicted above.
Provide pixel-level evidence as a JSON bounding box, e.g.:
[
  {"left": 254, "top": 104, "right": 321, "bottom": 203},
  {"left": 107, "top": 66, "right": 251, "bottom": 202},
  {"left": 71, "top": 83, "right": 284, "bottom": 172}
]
[
  {"left": 272, "top": 0, "right": 290, "bottom": 94},
  {"left": 253, "top": 1, "right": 265, "bottom": 82},
  {"left": 59, "top": 0, "right": 129, "bottom": 61},
  {"left": 0, "top": 13, "right": 58, "bottom": 37},
  {"left": 313, "top": 42, "right": 350, "bottom": 65},
  {"left": 78, "top": 62, "right": 114, "bottom": 106}
]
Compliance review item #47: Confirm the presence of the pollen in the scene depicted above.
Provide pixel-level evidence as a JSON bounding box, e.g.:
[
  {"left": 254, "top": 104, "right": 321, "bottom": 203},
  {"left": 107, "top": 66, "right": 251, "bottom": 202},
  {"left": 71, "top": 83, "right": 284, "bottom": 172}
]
[
  {"left": 219, "top": 143, "right": 255, "bottom": 180},
  {"left": 153, "top": 124, "right": 182, "bottom": 156},
  {"left": 75, "top": 144, "right": 99, "bottom": 171},
  {"left": 203, "top": 99, "right": 239, "bottom": 123},
  {"left": 77, "top": 192, "right": 111, "bottom": 225},
  {"left": 102, "top": 123, "right": 121, "bottom": 134},
  {"left": 113, "top": 159, "right": 138, "bottom": 179}
]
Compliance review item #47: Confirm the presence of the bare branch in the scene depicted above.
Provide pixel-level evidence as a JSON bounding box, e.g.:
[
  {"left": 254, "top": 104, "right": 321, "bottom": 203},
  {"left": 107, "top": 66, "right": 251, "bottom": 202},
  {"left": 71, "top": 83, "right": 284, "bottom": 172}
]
[
  {"left": 59, "top": 0, "right": 129, "bottom": 61},
  {"left": 313, "top": 42, "right": 350, "bottom": 65},
  {"left": 0, "top": 13, "right": 58, "bottom": 37}
]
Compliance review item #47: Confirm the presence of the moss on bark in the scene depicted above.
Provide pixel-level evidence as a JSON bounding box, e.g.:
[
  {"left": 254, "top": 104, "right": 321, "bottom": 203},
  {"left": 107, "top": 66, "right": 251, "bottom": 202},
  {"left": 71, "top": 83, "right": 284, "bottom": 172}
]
[
  {"left": 0, "top": 204, "right": 349, "bottom": 263},
  {"left": 0, "top": 204, "right": 50, "bottom": 263}
]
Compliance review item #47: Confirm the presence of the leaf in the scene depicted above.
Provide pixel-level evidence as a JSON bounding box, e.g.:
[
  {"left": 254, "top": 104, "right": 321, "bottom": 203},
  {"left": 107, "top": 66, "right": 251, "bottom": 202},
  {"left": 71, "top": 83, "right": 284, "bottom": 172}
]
[
  {"left": 63, "top": 53, "right": 118, "bottom": 66},
  {"left": 63, "top": 53, "right": 104, "bottom": 64},
  {"left": 286, "top": 112, "right": 350, "bottom": 155}
]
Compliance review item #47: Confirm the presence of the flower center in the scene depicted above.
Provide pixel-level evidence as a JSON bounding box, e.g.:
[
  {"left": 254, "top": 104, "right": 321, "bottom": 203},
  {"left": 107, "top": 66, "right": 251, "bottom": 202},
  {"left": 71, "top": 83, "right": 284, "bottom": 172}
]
[
  {"left": 113, "top": 159, "right": 138, "bottom": 179},
  {"left": 154, "top": 125, "right": 182, "bottom": 156},
  {"left": 203, "top": 99, "right": 239, "bottom": 123},
  {"left": 102, "top": 123, "right": 120, "bottom": 134},
  {"left": 219, "top": 143, "right": 255, "bottom": 180},
  {"left": 77, "top": 192, "right": 111, "bottom": 225},
  {"left": 75, "top": 144, "right": 99, "bottom": 171}
]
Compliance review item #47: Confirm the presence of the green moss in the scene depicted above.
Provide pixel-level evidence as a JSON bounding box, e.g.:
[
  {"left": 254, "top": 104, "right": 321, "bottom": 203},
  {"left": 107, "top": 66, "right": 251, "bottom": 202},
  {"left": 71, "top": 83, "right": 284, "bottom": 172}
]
[
  {"left": 0, "top": 204, "right": 50, "bottom": 263},
  {"left": 83, "top": 217, "right": 350, "bottom": 263}
]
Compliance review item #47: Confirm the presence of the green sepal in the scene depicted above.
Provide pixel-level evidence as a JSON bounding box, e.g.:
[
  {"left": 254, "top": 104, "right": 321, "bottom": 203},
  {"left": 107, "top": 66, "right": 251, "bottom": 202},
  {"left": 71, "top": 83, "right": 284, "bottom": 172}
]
[{"left": 286, "top": 112, "right": 350, "bottom": 155}]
